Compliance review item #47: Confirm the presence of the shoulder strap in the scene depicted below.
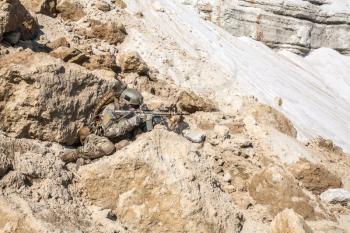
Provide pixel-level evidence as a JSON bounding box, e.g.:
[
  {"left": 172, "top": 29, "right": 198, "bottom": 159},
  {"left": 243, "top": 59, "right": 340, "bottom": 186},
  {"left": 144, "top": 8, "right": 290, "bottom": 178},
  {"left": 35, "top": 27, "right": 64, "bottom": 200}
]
[{"left": 93, "top": 91, "right": 117, "bottom": 119}]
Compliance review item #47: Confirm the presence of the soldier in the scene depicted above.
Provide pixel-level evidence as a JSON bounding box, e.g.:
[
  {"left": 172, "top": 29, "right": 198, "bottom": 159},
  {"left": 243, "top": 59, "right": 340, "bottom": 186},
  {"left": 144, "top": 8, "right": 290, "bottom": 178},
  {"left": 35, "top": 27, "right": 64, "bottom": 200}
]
[{"left": 61, "top": 88, "right": 145, "bottom": 163}]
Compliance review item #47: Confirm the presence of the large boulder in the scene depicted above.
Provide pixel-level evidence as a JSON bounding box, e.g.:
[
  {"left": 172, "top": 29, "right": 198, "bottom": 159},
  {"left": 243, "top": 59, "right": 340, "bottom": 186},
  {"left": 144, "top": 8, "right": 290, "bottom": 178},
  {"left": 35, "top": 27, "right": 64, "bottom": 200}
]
[
  {"left": 0, "top": 0, "right": 39, "bottom": 41},
  {"left": 0, "top": 51, "right": 123, "bottom": 144},
  {"left": 78, "top": 128, "right": 244, "bottom": 233}
]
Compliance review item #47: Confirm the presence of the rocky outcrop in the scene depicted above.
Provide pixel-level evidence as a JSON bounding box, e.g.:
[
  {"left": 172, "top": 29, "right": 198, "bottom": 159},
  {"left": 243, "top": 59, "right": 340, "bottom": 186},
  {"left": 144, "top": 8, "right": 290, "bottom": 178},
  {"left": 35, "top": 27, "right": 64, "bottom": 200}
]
[
  {"left": 193, "top": 0, "right": 350, "bottom": 55},
  {"left": 0, "top": 51, "right": 123, "bottom": 144},
  {"left": 78, "top": 127, "right": 244, "bottom": 233},
  {"left": 0, "top": 0, "right": 39, "bottom": 41}
]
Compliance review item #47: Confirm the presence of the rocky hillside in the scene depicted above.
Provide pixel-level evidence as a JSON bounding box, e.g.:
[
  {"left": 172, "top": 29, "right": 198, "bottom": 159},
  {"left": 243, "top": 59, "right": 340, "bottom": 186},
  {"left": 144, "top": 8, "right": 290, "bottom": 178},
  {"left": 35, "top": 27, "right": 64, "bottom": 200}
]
[{"left": 0, "top": 0, "right": 350, "bottom": 233}]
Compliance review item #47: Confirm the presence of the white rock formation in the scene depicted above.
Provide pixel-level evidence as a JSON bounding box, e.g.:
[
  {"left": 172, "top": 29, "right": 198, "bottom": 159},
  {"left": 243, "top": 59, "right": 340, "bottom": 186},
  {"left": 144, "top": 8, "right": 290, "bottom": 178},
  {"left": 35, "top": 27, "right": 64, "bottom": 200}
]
[
  {"left": 187, "top": 0, "right": 350, "bottom": 55},
  {"left": 320, "top": 188, "right": 350, "bottom": 204}
]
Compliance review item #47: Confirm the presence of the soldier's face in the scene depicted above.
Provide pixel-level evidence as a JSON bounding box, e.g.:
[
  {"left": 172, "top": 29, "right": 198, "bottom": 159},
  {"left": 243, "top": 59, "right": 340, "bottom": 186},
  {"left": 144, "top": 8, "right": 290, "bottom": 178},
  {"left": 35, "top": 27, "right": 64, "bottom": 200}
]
[{"left": 128, "top": 104, "right": 140, "bottom": 111}]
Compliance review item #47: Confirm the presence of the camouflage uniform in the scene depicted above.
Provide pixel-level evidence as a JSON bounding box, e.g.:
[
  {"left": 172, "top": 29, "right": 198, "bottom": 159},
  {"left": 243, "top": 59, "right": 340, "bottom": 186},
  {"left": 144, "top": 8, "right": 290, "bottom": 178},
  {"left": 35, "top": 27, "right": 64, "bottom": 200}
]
[
  {"left": 101, "top": 103, "right": 142, "bottom": 139},
  {"left": 61, "top": 88, "right": 144, "bottom": 163},
  {"left": 61, "top": 134, "right": 116, "bottom": 163}
]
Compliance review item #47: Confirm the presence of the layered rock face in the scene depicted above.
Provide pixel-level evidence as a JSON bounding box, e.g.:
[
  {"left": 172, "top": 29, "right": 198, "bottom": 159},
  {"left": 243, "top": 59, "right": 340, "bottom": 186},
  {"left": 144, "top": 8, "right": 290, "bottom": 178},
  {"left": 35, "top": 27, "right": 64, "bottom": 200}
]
[{"left": 193, "top": 0, "right": 350, "bottom": 55}]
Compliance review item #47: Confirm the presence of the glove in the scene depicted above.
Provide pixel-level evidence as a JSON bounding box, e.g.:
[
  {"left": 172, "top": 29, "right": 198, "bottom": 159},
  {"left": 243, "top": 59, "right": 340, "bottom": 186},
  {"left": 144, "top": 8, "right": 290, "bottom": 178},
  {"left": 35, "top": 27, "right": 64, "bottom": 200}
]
[{"left": 127, "top": 114, "right": 142, "bottom": 127}]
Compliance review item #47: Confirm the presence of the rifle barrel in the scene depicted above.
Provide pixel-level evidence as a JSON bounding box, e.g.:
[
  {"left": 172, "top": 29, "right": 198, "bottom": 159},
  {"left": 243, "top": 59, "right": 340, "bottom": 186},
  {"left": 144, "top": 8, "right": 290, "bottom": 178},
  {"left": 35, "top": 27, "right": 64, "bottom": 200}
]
[{"left": 114, "top": 110, "right": 189, "bottom": 115}]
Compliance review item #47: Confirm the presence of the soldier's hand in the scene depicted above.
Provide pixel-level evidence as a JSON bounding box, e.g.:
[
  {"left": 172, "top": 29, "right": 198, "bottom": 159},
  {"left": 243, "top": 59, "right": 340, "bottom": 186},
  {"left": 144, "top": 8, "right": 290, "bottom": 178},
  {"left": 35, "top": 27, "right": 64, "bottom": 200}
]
[
  {"left": 128, "top": 114, "right": 143, "bottom": 126},
  {"left": 135, "top": 112, "right": 147, "bottom": 122}
]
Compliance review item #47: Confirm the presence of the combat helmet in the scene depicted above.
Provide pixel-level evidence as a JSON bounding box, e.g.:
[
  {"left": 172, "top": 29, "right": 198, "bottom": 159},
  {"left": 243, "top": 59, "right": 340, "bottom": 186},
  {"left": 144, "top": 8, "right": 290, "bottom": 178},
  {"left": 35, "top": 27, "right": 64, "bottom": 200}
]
[{"left": 120, "top": 88, "right": 143, "bottom": 106}]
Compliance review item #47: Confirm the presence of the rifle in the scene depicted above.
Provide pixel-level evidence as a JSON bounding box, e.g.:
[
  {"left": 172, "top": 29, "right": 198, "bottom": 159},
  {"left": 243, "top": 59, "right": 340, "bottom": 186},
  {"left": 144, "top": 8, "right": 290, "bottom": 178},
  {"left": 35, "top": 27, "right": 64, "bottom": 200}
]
[{"left": 113, "top": 109, "right": 190, "bottom": 131}]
